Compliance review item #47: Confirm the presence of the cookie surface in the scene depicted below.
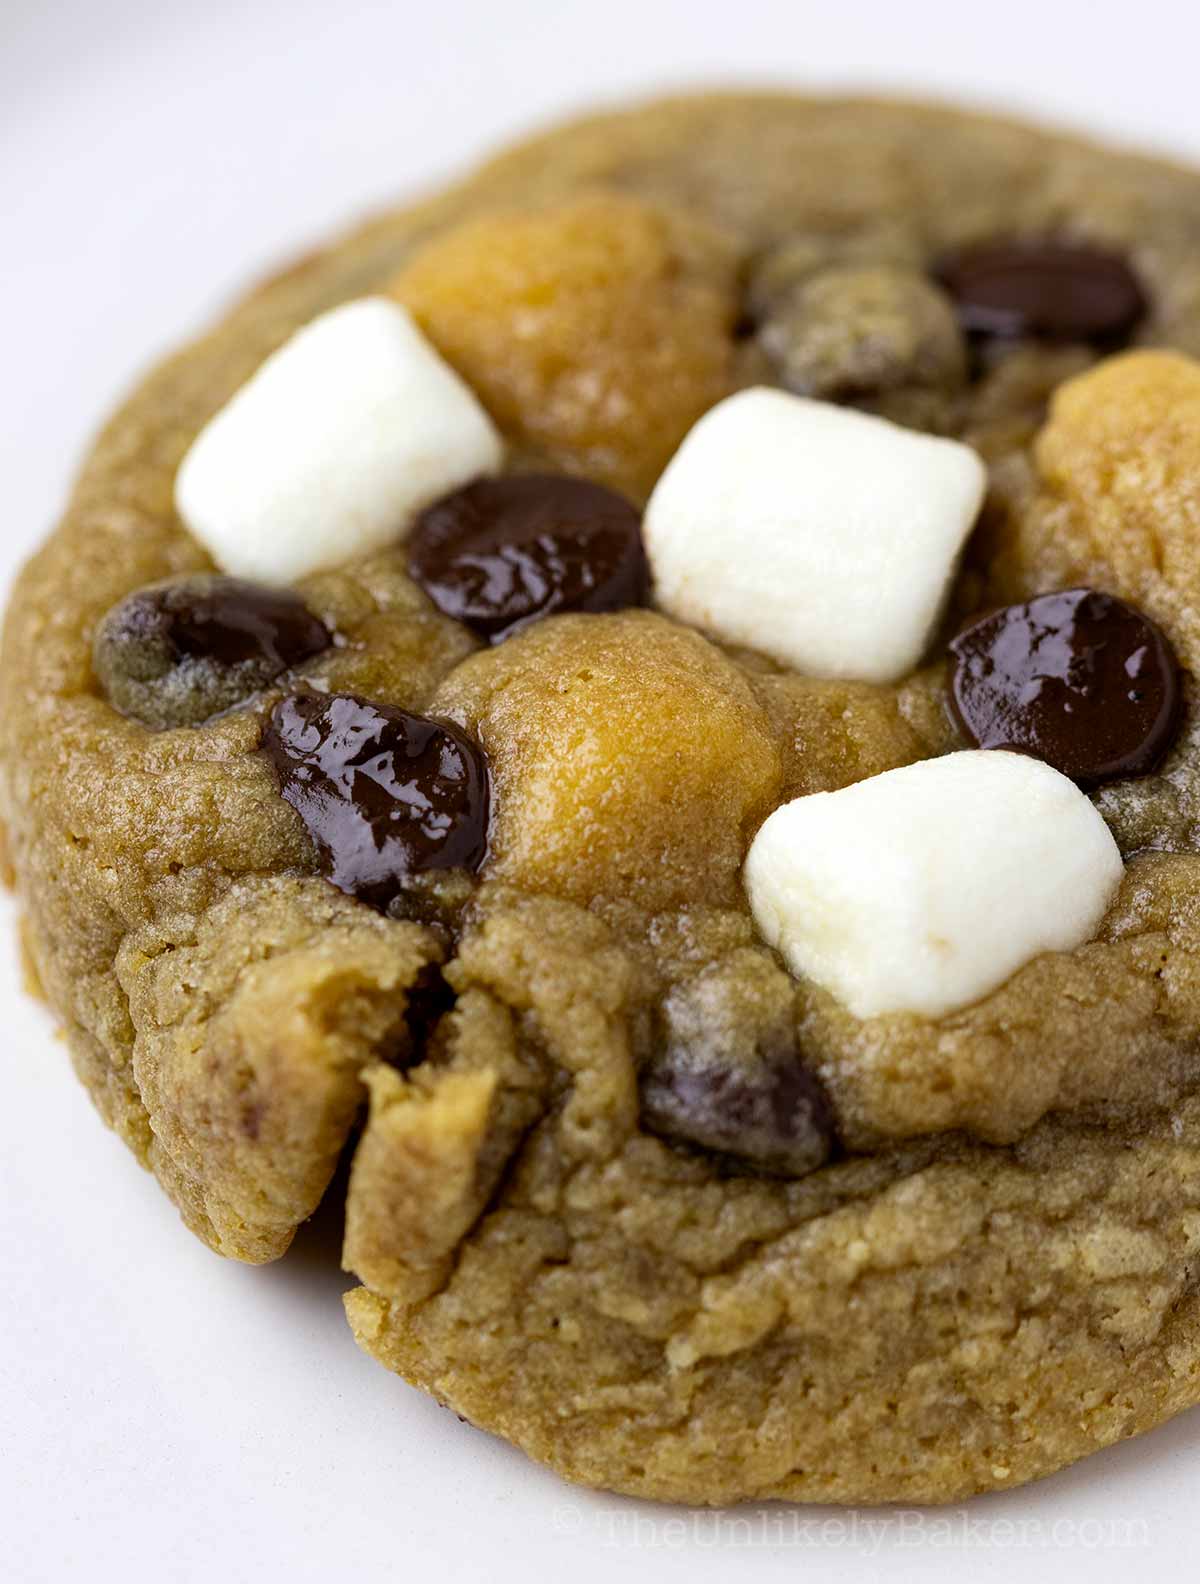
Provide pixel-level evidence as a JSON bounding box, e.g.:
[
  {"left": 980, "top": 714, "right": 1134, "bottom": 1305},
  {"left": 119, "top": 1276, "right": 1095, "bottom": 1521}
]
[{"left": 5, "top": 93, "right": 1200, "bottom": 1504}]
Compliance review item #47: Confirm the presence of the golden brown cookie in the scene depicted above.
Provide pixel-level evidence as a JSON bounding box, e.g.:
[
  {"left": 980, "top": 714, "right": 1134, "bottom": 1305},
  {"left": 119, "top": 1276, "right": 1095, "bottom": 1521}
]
[{"left": 5, "top": 94, "right": 1200, "bottom": 1505}]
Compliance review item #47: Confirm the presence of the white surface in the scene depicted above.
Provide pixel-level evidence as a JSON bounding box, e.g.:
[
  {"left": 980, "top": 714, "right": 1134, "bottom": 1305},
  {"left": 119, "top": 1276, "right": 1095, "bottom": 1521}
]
[
  {"left": 744, "top": 751, "right": 1123, "bottom": 1017},
  {"left": 644, "top": 388, "right": 986, "bottom": 681},
  {"left": 177, "top": 298, "right": 503, "bottom": 582},
  {"left": 4, "top": 1, "right": 1200, "bottom": 1579}
]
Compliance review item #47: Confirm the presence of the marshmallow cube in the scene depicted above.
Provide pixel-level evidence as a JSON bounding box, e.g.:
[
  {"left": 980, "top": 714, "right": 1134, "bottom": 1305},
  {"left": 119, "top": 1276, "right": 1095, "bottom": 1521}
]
[
  {"left": 175, "top": 297, "right": 503, "bottom": 584},
  {"left": 644, "top": 388, "right": 987, "bottom": 683},
  {"left": 744, "top": 750, "right": 1123, "bottom": 1019}
]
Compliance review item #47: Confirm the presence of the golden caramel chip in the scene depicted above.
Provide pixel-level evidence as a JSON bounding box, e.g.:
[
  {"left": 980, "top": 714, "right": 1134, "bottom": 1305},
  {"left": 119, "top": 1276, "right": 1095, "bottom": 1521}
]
[{"left": 392, "top": 194, "right": 739, "bottom": 496}]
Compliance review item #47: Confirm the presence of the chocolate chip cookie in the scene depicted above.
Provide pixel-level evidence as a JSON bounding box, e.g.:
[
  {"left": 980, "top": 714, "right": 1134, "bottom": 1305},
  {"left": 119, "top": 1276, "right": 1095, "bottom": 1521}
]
[{"left": 5, "top": 93, "right": 1200, "bottom": 1506}]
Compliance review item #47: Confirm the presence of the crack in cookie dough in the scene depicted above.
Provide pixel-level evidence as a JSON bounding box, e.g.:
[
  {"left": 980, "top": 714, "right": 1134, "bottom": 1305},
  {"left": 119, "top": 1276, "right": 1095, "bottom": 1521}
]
[{"left": 6, "top": 94, "right": 1200, "bottom": 1503}]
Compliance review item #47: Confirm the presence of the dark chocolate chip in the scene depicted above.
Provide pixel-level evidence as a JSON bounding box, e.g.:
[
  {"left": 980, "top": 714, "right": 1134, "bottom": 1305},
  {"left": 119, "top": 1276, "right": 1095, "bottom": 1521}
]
[
  {"left": 261, "top": 692, "right": 490, "bottom": 911},
  {"left": 407, "top": 474, "right": 649, "bottom": 643},
  {"left": 948, "top": 588, "right": 1182, "bottom": 788},
  {"left": 934, "top": 241, "right": 1147, "bottom": 346},
  {"left": 641, "top": 957, "right": 837, "bottom": 1178},
  {"left": 641, "top": 1043, "right": 836, "bottom": 1178},
  {"left": 94, "top": 574, "right": 330, "bottom": 730},
  {"left": 377, "top": 963, "right": 457, "bottom": 1071}
]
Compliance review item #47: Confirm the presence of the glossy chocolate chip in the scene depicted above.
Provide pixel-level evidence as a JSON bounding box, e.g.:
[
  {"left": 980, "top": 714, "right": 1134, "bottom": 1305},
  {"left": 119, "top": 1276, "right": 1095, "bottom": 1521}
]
[
  {"left": 94, "top": 573, "right": 330, "bottom": 730},
  {"left": 948, "top": 589, "right": 1182, "bottom": 788},
  {"left": 262, "top": 692, "right": 489, "bottom": 911},
  {"left": 641, "top": 1043, "right": 836, "bottom": 1178},
  {"left": 935, "top": 241, "right": 1147, "bottom": 346},
  {"left": 407, "top": 474, "right": 649, "bottom": 642}
]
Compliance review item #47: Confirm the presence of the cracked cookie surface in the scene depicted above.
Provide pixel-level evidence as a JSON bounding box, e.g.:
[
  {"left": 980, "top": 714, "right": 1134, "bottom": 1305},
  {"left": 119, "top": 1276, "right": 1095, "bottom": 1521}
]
[{"left": 5, "top": 94, "right": 1200, "bottom": 1504}]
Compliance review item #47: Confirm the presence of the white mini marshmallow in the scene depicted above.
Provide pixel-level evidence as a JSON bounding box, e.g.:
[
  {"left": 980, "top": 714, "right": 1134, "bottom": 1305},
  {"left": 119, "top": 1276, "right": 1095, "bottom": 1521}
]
[
  {"left": 744, "top": 750, "right": 1123, "bottom": 1020},
  {"left": 175, "top": 297, "right": 503, "bottom": 584},
  {"left": 644, "top": 387, "right": 987, "bottom": 683}
]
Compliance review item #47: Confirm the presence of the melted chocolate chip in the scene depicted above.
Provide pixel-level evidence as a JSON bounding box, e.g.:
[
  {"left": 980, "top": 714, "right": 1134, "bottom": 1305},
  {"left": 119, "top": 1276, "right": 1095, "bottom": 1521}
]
[
  {"left": 94, "top": 574, "right": 330, "bottom": 729},
  {"left": 935, "top": 241, "right": 1146, "bottom": 346},
  {"left": 407, "top": 475, "right": 649, "bottom": 643},
  {"left": 641, "top": 1045, "right": 836, "bottom": 1178},
  {"left": 385, "top": 963, "right": 457, "bottom": 1070},
  {"left": 262, "top": 693, "right": 490, "bottom": 910},
  {"left": 108, "top": 574, "right": 330, "bottom": 670},
  {"left": 948, "top": 589, "right": 1182, "bottom": 788}
]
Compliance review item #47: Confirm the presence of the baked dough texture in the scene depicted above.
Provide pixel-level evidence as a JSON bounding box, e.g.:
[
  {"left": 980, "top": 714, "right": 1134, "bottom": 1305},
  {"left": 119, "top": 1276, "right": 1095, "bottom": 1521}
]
[{"left": 5, "top": 95, "right": 1200, "bottom": 1504}]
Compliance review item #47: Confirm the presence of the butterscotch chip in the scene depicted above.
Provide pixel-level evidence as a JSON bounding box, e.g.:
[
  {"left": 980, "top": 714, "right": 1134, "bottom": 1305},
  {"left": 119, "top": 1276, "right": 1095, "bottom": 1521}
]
[
  {"left": 392, "top": 193, "right": 739, "bottom": 496},
  {"left": 431, "top": 611, "right": 782, "bottom": 913}
]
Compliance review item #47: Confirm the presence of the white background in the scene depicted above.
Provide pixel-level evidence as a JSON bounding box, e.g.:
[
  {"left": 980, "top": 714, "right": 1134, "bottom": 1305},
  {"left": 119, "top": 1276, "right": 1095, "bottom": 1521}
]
[{"left": 3, "top": 1, "right": 1200, "bottom": 1578}]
